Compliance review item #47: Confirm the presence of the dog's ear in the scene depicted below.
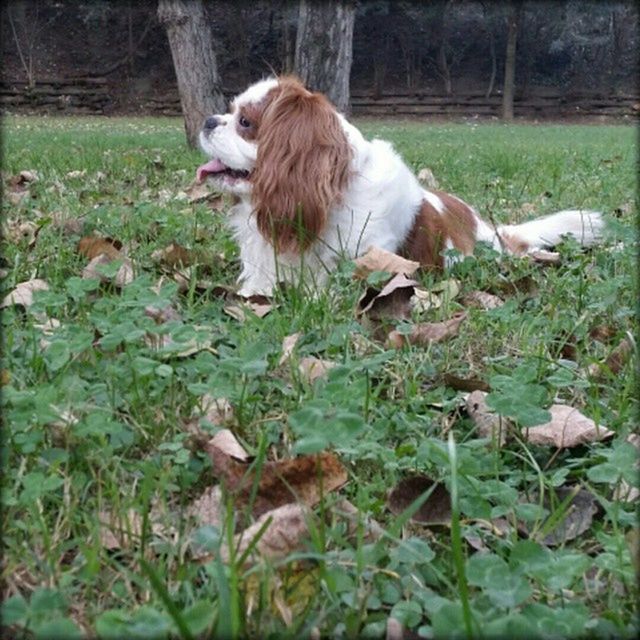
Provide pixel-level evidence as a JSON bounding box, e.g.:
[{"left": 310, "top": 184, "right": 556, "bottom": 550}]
[{"left": 251, "top": 77, "right": 352, "bottom": 253}]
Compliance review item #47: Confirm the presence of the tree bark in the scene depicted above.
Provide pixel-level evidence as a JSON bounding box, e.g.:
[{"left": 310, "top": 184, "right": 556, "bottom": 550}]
[
  {"left": 502, "top": 1, "right": 522, "bottom": 121},
  {"left": 158, "top": 0, "right": 225, "bottom": 148},
  {"left": 294, "top": 0, "right": 355, "bottom": 114}
]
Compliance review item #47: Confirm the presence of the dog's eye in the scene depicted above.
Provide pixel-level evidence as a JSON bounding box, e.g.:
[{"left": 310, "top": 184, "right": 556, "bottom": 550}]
[{"left": 239, "top": 116, "right": 251, "bottom": 128}]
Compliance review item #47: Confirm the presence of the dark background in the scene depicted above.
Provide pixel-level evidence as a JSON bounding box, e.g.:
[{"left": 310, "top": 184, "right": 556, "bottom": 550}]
[{"left": 1, "top": 0, "right": 638, "bottom": 116}]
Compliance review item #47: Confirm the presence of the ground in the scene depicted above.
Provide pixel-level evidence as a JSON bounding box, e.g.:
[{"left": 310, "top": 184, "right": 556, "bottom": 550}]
[{"left": 1, "top": 116, "right": 637, "bottom": 639}]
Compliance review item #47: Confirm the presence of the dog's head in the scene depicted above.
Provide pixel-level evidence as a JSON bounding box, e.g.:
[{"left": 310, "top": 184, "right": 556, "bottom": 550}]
[{"left": 198, "top": 76, "right": 352, "bottom": 252}]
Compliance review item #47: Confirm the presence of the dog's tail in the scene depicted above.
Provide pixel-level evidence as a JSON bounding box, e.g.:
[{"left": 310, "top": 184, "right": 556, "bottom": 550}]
[{"left": 481, "top": 209, "right": 605, "bottom": 254}]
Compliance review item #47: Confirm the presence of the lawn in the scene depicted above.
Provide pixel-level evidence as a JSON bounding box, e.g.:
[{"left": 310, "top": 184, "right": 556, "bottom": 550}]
[{"left": 1, "top": 115, "right": 637, "bottom": 639}]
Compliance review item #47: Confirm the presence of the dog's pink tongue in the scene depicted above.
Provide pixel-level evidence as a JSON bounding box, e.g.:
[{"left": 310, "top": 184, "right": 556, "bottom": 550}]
[{"left": 196, "top": 158, "right": 226, "bottom": 183}]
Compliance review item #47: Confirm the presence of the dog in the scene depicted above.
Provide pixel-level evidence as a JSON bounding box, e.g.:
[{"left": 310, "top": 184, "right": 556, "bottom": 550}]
[{"left": 197, "top": 76, "right": 603, "bottom": 297}]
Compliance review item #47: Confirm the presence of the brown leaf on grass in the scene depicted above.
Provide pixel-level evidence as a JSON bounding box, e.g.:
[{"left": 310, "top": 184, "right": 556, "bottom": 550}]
[
  {"left": 524, "top": 404, "right": 614, "bottom": 448},
  {"left": 386, "top": 312, "right": 466, "bottom": 349},
  {"left": 206, "top": 445, "right": 348, "bottom": 519},
  {"left": 357, "top": 274, "right": 418, "bottom": 321},
  {"left": 1, "top": 278, "right": 49, "bottom": 308},
  {"left": 223, "top": 296, "right": 273, "bottom": 322},
  {"left": 4, "top": 220, "right": 38, "bottom": 245},
  {"left": 183, "top": 179, "right": 223, "bottom": 204},
  {"left": 151, "top": 243, "right": 197, "bottom": 268},
  {"left": 411, "top": 278, "right": 460, "bottom": 314},
  {"left": 533, "top": 485, "right": 600, "bottom": 547},
  {"left": 417, "top": 167, "right": 439, "bottom": 190},
  {"left": 82, "top": 253, "right": 135, "bottom": 287},
  {"left": 98, "top": 509, "right": 142, "bottom": 550},
  {"left": 17, "top": 169, "right": 38, "bottom": 183},
  {"left": 6, "top": 170, "right": 37, "bottom": 205},
  {"left": 462, "top": 290, "right": 505, "bottom": 310},
  {"left": 35, "top": 318, "right": 62, "bottom": 349},
  {"left": 494, "top": 274, "right": 538, "bottom": 297},
  {"left": 78, "top": 236, "right": 123, "bottom": 260},
  {"left": 334, "top": 499, "right": 385, "bottom": 542},
  {"left": 219, "top": 503, "right": 310, "bottom": 564},
  {"left": 189, "top": 486, "right": 225, "bottom": 533},
  {"left": 298, "top": 356, "right": 335, "bottom": 383},
  {"left": 588, "top": 337, "right": 634, "bottom": 379},
  {"left": 279, "top": 332, "right": 301, "bottom": 366},
  {"left": 144, "top": 303, "right": 182, "bottom": 324},
  {"left": 443, "top": 373, "right": 490, "bottom": 393},
  {"left": 387, "top": 475, "right": 451, "bottom": 526},
  {"left": 208, "top": 429, "right": 249, "bottom": 461},
  {"left": 589, "top": 324, "right": 618, "bottom": 344},
  {"left": 50, "top": 211, "right": 86, "bottom": 236},
  {"left": 188, "top": 394, "right": 235, "bottom": 434},
  {"left": 464, "top": 518, "right": 514, "bottom": 551},
  {"left": 353, "top": 246, "right": 420, "bottom": 279},
  {"left": 613, "top": 434, "right": 640, "bottom": 503},
  {"left": 465, "top": 390, "right": 510, "bottom": 445}
]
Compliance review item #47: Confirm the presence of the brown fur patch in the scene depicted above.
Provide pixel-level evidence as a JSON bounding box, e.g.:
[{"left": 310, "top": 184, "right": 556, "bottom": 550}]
[
  {"left": 236, "top": 89, "right": 279, "bottom": 141},
  {"left": 401, "top": 191, "right": 478, "bottom": 268}
]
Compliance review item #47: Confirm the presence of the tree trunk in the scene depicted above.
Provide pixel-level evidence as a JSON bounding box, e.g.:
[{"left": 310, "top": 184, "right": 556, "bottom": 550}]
[
  {"left": 294, "top": 0, "right": 355, "bottom": 114},
  {"left": 502, "top": 1, "right": 522, "bottom": 121},
  {"left": 158, "top": 0, "right": 225, "bottom": 148}
]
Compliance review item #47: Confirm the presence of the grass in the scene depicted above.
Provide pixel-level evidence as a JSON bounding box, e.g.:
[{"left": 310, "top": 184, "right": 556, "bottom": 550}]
[{"left": 1, "top": 114, "right": 637, "bottom": 639}]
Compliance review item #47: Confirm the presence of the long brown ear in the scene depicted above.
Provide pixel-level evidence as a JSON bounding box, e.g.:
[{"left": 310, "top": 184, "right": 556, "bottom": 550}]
[{"left": 251, "top": 77, "right": 352, "bottom": 253}]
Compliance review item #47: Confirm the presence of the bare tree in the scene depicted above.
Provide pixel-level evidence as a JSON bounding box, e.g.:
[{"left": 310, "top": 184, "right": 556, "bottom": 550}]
[
  {"left": 294, "top": 0, "right": 355, "bottom": 113},
  {"left": 502, "top": 0, "right": 523, "bottom": 120},
  {"left": 158, "top": 0, "right": 225, "bottom": 148}
]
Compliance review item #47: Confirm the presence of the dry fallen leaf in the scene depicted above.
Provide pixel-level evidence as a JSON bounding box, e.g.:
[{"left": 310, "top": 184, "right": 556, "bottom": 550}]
[
  {"left": 183, "top": 179, "right": 223, "bottom": 204},
  {"left": 78, "top": 236, "right": 123, "bottom": 260},
  {"left": 462, "top": 290, "right": 505, "bottom": 310},
  {"left": 144, "top": 303, "right": 182, "bottom": 324},
  {"left": 188, "top": 486, "right": 225, "bottom": 533},
  {"left": 1, "top": 278, "right": 49, "bottom": 308},
  {"left": 50, "top": 211, "right": 86, "bottom": 236},
  {"left": 6, "top": 170, "right": 37, "bottom": 205},
  {"left": 208, "top": 429, "right": 249, "bottom": 461},
  {"left": 279, "top": 332, "right": 301, "bottom": 366},
  {"left": 411, "top": 278, "right": 460, "bottom": 314},
  {"left": 535, "top": 485, "right": 600, "bottom": 547},
  {"left": 588, "top": 337, "right": 634, "bottom": 379},
  {"left": 524, "top": 404, "right": 614, "bottom": 448},
  {"left": 298, "top": 356, "right": 335, "bottom": 383},
  {"left": 206, "top": 445, "right": 348, "bottom": 519},
  {"left": 224, "top": 297, "right": 273, "bottom": 322},
  {"left": 65, "top": 169, "right": 87, "bottom": 179},
  {"left": 358, "top": 273, "right": 418, "bottom": 321},
  {"left": 613, "top": 434, "right": 640, "bottom": 503},
  {"left": 219, "top": 503, "right": 310, "bottom": 564},
  {"left": 444, "top": 373, "right": 490, "bottom": 393},
  {"left": 589, "top": 324, "right": 618, "bottom": 344},
  {"left": 387, "top": 312, "right": 466, "bottom": 349},
  {"left": 417, "top": 167, "right": 439, "bottom": 190},
  {"left": 387, "top": 475, "right": 451, "bottom": 526},
  {"left": 353, "top": 246, "right": 420, "bottom": 279},
  {"left": 465, "top": 390, "right": 510, "bottom": 445},
  {"left": 151, "top": 243, "right": 197, "bottom": 268},
  {"left": 98, "top": 509, "right": 143, "bottom": 550},
  {"left": 82, "top": 253, "right": 135, "bottom": 287}
]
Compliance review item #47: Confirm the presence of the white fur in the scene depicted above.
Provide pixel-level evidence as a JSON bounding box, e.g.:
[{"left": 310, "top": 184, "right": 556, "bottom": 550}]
[{"left": 199, "top": 79, "right": 604, "bottom": 296}]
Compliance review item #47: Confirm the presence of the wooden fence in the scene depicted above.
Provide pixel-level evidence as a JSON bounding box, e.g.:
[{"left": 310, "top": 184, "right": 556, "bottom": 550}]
[{"left": 1, "top": 78, "right": 637, "bottom": 119}]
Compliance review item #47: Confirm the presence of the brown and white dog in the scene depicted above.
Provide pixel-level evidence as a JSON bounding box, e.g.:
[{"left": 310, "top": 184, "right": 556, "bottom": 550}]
[{"left": 197, "top": 76, "right": 603, "bottom": 296}]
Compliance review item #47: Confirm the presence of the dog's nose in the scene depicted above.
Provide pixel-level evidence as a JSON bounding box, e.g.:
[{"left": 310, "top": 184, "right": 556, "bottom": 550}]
[{"left": 203, "top": 116, "right": 220, "bottom": 131}]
